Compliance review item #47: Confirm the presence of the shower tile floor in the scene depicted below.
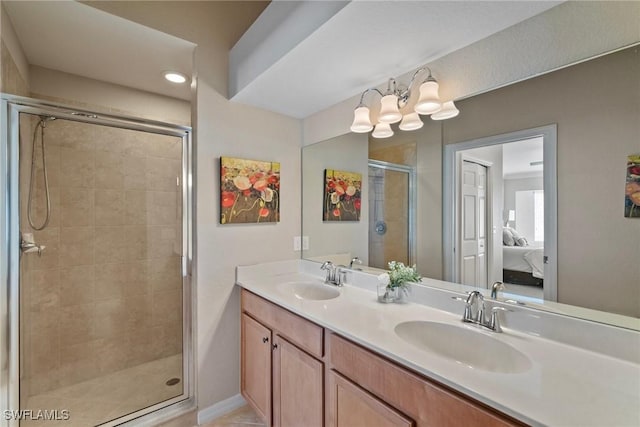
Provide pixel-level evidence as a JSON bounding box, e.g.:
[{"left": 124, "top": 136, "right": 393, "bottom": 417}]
[{"left": 21, "top": 354, "right": 183, "bottom": 427}]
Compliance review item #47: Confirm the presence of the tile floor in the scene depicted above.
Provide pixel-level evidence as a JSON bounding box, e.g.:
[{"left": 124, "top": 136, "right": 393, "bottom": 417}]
[
  {"left": 200, "top": 406, "right": 265, "bottom": 427},
  {"left": 20, "top": 354, "right": 182, "bottom": 426}
]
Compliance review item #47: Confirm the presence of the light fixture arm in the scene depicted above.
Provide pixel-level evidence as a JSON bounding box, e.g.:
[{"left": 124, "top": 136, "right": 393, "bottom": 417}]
[
  {"left": 356, "top": 87, "right": 385, "bottom": 107},
  {"left": 393, "top": 67, "right": 437, "bottom": 107}
]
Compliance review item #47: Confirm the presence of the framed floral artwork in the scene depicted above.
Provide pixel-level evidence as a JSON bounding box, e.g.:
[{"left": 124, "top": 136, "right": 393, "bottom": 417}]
[
  {"left": 220, "top": 157, "right": 280, "bottom": 224},
  {"left": 625, "top": 154, "right": 640, "bottom": 218},
  {"left": 323, "top": 169, "right": 362, "bottom": 221}
]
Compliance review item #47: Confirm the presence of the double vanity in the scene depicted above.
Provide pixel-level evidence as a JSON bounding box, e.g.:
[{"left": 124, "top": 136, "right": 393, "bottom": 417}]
[{"left": 236, "top": 260, "right": 640, "bottom": 426}]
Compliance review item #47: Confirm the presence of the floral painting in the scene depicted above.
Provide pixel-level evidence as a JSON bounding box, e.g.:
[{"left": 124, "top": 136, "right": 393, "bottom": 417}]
[
  {"left": 323, "top": 169, "right": 362, "bottom": 221},
  {"left": 625, "top": 154, "right": 640, "bottom": 218},
  {"left": 220, "top": 157, "right": 280, "bottom": 224}
]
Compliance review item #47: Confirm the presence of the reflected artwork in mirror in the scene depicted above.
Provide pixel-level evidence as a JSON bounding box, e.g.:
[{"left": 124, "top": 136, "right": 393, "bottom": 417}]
[
  {"left": 323, "top": 169, "right": 362, "bottom": 221},
  {"left": 302, "top": 46, "right": 640, "bottom": 328}
]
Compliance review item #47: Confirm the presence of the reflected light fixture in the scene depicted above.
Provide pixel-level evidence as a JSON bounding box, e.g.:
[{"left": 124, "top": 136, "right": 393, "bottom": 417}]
[
  {"left": 372, "top": 122, "right": 394, "bottom": 139},
  {"left": 163, "top": 71, "right": 188, "bottom": 84},
  {"left": 350, "top": 67, "right": 459, "bottom": 138}
]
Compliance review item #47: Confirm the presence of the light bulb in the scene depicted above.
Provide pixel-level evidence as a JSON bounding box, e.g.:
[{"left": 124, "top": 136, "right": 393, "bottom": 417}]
[
  {"left": 414, "top": 80, "right": 441, "bottom": 115},
  {"left": 431, "top": 101, "right": 459, "bottom": 120},
  {"left": 399, "top": 112, "right": 424, "bottom": 131},
  {"left": 350, "top": 106, "right": 373, "bottom": 133},
  {"left": 372, "top": 122, "right": 394, "bottom": 139},
  {"left": 378, "top": 94, "right": 402, "bottom": 123},
  {"left": 163, "top": 71, "right": 188, "bottom": 84}
]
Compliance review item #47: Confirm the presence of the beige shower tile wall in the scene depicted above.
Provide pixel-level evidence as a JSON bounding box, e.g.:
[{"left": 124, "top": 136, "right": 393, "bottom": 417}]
[
  {"left": 20, "top": 117, "right": 183, "bottom": 396},
  {"left": 1, "top": 40, "right": 29, "bottom": 96},
  {"left": 369, "top": 143, "right": 416, "bottom": 267}
]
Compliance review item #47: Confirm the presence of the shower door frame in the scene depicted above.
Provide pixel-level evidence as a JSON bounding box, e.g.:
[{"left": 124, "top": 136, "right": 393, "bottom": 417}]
[
  {"left": 0, "top": 94, "right": 196, "bottom": 427},
  {"left": 367, "top": 159, "right": 417, "bottom": 267}
]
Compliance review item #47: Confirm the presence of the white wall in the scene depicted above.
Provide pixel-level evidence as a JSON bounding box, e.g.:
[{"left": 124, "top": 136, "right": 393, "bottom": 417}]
[
  {"left": 0, "top": 2, "right": 29, "bottom": 85},
  {"left": 29, "top": 66, "right": 191, "bottom": 125},
  {"left": 504, "top": 176, "right": 544, "bottom": 225}
]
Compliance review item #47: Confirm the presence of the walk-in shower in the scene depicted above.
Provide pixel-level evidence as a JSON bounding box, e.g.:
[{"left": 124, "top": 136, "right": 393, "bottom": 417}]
[
  {"left": 1, "top": 96, "right": 194, "bottom": 426},
  {"left": 367, "top": 160, "right": 416, "bottom": 269}
]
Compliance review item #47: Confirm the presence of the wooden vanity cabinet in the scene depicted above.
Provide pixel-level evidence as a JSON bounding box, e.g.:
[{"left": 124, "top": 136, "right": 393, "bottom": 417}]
[
  {"left": 241, "top": 290, "right": 324, "bottom": 427},
  {"left": 327, "top": 370, "right": 414, "bottom": 427},
  {"left": 327, "top": 332, "right": 525, "bottom": 427},
  {"left": 241, "top": 289, "right": 523, "bottom": 427},
  {"left": 241, "top": 313, "right": 272, "bottom": 422}
]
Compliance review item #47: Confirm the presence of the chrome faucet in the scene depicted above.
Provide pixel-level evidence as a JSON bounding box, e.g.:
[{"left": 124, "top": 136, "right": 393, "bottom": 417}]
[
  {"left": 461, "top": 290, "right": 509, "bottom": 332},
  {"left": 491, "top": 281, "right": 505, "bottom": 299},
  {"left": 320, "top": 261, "right": 346, "bottom": 286},
  {"left": 349, "top": 256, "right": 363, "bottom": 270}
]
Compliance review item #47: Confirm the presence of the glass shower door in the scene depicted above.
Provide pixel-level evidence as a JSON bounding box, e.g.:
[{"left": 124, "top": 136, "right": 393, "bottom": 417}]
[
  {"left": 17, "top": 112, "right": 187, "bottom": 426},
  {"left": 368, "top": 161, "right": 416, "bottom": 270}
]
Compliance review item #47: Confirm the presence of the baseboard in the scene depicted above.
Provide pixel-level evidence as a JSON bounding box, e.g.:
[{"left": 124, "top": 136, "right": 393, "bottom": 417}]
[{"left": 197, "top": 394, "right": 247, "bottom": 425}]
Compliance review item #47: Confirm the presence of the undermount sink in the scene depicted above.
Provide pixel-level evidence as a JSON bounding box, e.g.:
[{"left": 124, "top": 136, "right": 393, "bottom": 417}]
[
  {"left": 394, "top": 321, "right": 532, "bottom": 374},
  {"left": 281, "top": 281, "right": 340, "bottom": 301}
]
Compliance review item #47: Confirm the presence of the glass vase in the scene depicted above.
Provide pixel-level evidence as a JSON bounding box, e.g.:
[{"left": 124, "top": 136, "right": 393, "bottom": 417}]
[
  {"left": 377, "top": 283, "right": 410, "bottom": 303},
  {"left": 377, "top": 284, "right": 397, "bottom": 303}
]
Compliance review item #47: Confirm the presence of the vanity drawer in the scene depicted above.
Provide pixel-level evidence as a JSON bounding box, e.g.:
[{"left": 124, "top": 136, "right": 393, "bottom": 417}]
[
  {"left": 327, "top": 332, "right": 524, "bottom": 427},
  {"left": 241, "top": 289, "right": 323, "bottom": 358}
]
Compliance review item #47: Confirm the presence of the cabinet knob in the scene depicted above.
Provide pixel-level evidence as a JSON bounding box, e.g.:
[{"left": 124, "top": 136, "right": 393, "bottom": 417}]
[
  {"left": 262, "top": 337, "right": 269, "bottom": 343},
  {"left": 272, "top": 343, "right": 278, "bottom": 350}
]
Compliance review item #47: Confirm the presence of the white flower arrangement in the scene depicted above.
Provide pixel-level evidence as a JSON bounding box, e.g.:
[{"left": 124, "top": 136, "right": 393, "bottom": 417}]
[{"left": 378, "top": 261, "right": 421, "bottom": 290}]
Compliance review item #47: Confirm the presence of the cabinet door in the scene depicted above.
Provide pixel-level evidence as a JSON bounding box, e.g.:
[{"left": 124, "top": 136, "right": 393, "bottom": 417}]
[
  {"left": 273, "top": 335, "right": 323, "bottom": 427},
  {"left": 327, "top": 370, "right": 414, "bottom": 427},
  {"left": 241, "top": 313, "right": 272, "bottom": 424}
]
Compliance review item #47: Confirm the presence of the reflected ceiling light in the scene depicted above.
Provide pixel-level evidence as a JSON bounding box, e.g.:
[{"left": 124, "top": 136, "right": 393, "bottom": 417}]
[
  {"left": 431, "top": 100, "right": 460, "bottom": 120},
  {"left": 163, "top": 71, "right": 188, "bottom": 84},
  {"left": 399, "top": 112, "right": 423, "bottom": 131},
  {"left": 372, "top": 122, "right": 394, "bottom": 139},
  {"left": 350, "top": 67, "right": 458, "bottom": 138}
]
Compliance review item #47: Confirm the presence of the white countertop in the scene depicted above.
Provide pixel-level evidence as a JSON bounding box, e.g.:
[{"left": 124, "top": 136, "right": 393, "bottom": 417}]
[{"left": 236, "top": 261, "right": 640, "bottom": 427}]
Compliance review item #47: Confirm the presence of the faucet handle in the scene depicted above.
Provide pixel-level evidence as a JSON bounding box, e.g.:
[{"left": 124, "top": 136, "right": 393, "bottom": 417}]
[
  {"left": 320, "top": 261, "right": 334, "bottom": 270},
  {"left": 336, "top": 267, "right": 348, "bottom": 286},
  {"left": 489, "top": 306, "right": 512, "bottom": 332}
]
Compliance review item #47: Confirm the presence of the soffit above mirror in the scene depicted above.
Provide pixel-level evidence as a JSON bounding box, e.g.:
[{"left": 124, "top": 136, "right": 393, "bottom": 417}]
[
  {"left": 3, "top": 0, "right": 195, "bottom": 101},
  {"left": 229, "top": 1, "right": 562, "bottom": 118}
]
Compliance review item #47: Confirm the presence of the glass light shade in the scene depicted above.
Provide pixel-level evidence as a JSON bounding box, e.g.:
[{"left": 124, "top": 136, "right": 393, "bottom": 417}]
[
  {"left": 399, "top": 112, "right": 424, "bottom": 131},
  {"left": 414, "top": 80, "right": 442, "bottom": 115},
  {"left": 431, "top": 100, "right": 460, "bottom": 120},
  {"left": 350, "top": 106, "right": 373, "bottom": 133},
  {"left": 372, "top": 122, "right": 394, "bottom": 139},
  {"left": 378, "top": 94, "right": 402, "bottom": 123}
]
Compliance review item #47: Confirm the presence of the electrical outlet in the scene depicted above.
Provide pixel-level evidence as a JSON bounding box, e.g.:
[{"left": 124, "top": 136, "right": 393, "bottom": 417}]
[
  {"left": 302, "top": 236, "right": 309, "bottom": 251},
  {"left": 293, "top": 236, "right": 301, "bottom": 251}
]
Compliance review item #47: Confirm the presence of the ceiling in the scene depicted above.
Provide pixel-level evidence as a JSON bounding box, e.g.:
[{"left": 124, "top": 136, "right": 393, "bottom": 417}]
[
  {"left": 230, "top": 1, "right": 561, "bottom": 118},
  {"left": 502, "top": 137, "right": 544, "bottom": 179},
  {"left": 3, "top": 0, "right": 195, "bottom": 101}
]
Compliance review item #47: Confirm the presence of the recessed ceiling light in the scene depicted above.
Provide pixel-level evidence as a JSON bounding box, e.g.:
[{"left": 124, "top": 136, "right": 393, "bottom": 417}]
[{"left": 163, "top": 71, "right": 188, "bottom": 84}]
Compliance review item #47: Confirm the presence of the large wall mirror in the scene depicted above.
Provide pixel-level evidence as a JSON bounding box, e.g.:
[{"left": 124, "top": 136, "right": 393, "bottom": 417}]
[{"left": 302, "top": 45, "right": 639, "bottom": 328}]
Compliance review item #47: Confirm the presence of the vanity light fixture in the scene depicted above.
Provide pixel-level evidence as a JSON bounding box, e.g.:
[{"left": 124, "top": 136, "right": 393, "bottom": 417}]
[
  {"left": 163, "top": 71, "right": 188, "bottom": 84},
  {"left": 350, "top": 67, "right": 459, "bottom": 138}
]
